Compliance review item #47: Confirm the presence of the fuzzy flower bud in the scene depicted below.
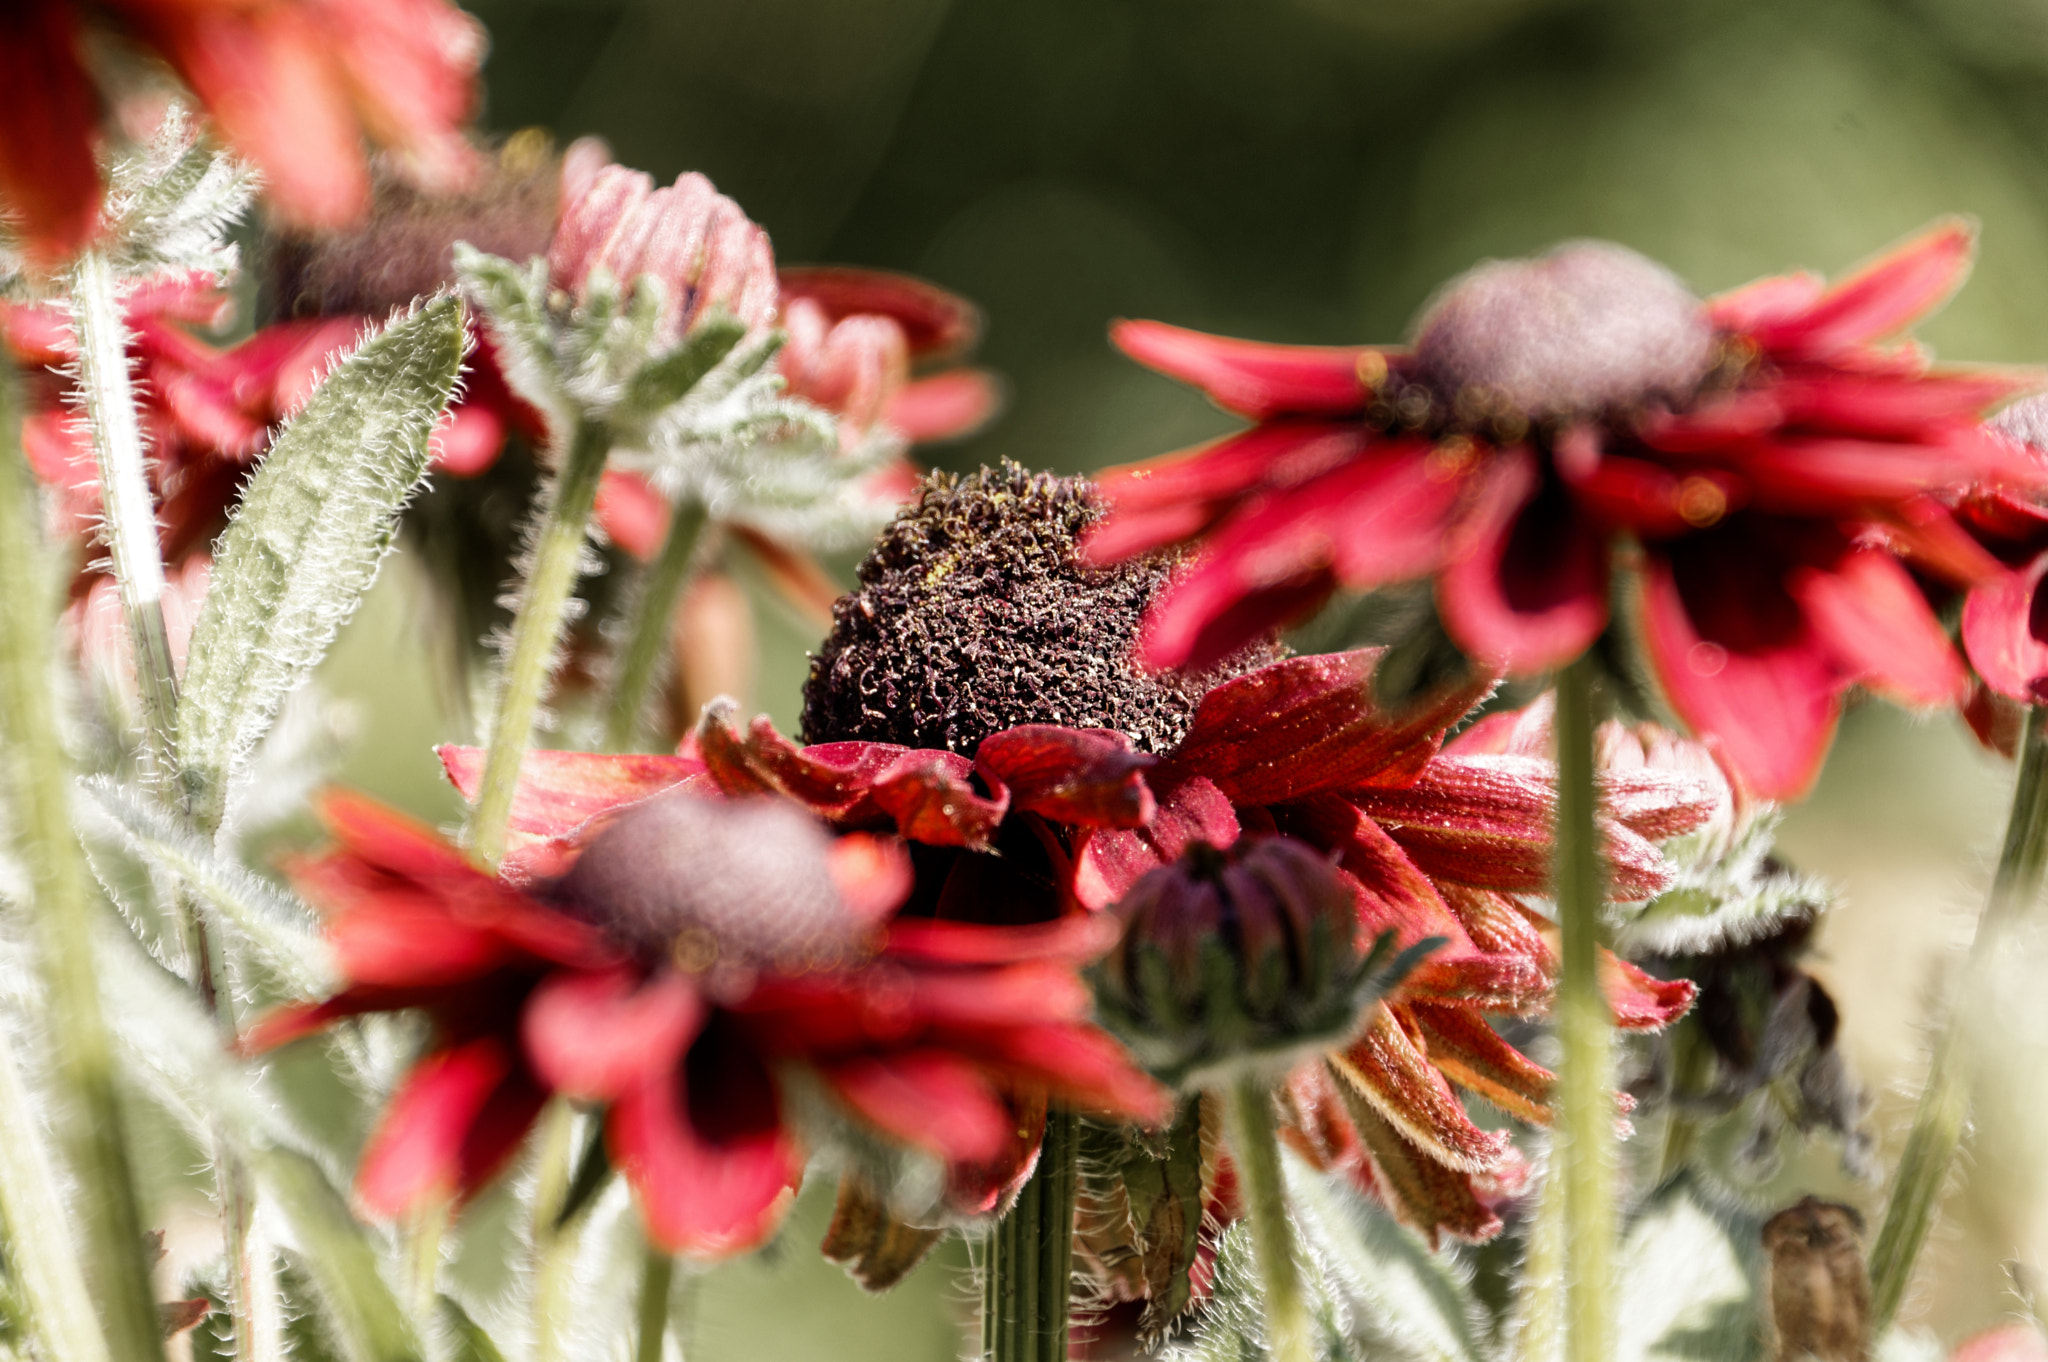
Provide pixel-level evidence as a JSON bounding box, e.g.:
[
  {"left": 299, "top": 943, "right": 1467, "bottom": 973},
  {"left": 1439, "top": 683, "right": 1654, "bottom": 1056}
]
[
  {"left": 548, "top": 164, "right": 779, "bottom": 343},
  {"left": 1412, "top": 240, "right": 1714, "bottom": 423},
  {"left": 1091, "top": 837, "right": 1416, "bottom": 1088}
]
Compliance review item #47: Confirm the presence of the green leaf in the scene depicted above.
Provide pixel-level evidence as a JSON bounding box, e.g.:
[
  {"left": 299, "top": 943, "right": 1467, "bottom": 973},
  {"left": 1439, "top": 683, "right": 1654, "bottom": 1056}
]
[
  {"left": 101, "top": 108, "right": 255, "bottom": 282},
  {"left": 1614, "top": 1184, "right": 1759, "bottom": 1362},
  {"left": 437, "top": 1296, "right": 509, "bottom": 1362},
  {"left": 454, "top": 247, "right": 568, "bottom": 431},
  {"left": 177, "top": 296, "right": 466, "bottom": 832},
  {"left": 258, "top": 1149, "right": 424, "bottom": 1362},
  {"left": 616, "top": 314, "right": 746, "bottom": 427}
]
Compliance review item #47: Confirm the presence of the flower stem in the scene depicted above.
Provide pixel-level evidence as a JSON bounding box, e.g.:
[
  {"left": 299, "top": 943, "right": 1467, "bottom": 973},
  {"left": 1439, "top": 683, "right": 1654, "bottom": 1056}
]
[
  {"left": 635, "top": 1244, "right": 676, "bottom": 1362},
  {"left": 1553, "top": 656, "right": 1614, "bottom": 1362},
  {"left": 1869, "top": 704, "right": 2048, "bottom": 1331},
  {"left": 0, "top": 361, "right": 166, "bottom": 1361},
  {"left": 982, "top": 1104, "right": 1077, "bottom": 1362},
  {"left": 603, "top": 498, "right": 708, "bottom": 752},
  {"left": 1223, "top": 1073, "right": 1311, "bottom": 1362},
  {"left": 469, "top": 418, "right": 614, "bottom": 869},
  {"left": 530, "top": 1102, "right": 579, "bottom": 1362}
]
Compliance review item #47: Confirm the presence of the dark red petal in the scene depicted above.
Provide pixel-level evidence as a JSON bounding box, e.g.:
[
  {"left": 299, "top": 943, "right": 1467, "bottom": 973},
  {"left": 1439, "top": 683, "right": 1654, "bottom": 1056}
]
[
  {"left": 1329, "top": 1009, "right": 1512, "bottom": 1173},
  {"left": 1740, "top": 220, "right": 1974, "bottom": 359},
  {"left": 454, "top": 1066, "right": 550, "bottom": 1203},
  {"left": 870, "top": 751, "right": 1011, "bottom": 850},
  {"left": 1963, "top": 553, "right": 2048, "bottom": 703},
  {"left": 608, "top": 1035, "right": 799, "bottom": 1257},
  {"left": 1171, "top": 651, "right": 1496, "bottom": 807},
  {"left": 1136, "top": 563, "right": 1342, "bottom": 674},
  {"left": 821, "top": 1051, "right": 1015, "bottom": 1165},
  {"left": 1791, "top": 548, "right": 1966, "bottom": 707},
  {"left": 0, "top": 4, "right": 101, "bottom": 258},
  {"left": 1089, "top": 419, "right": 1370, "bottom": 525},
  {"left": 438, "top": 745, "right": 704, "bottom": 837},
  {"left": 964, "top": 1022, "right": 1170, "bottom": 1123},
  {"left": 356, "top": 1038, "right": 518, "bottom": 1215},
  {"left": 975, "top": 726, "right": 1156, "bottom": 829},
  {"left": 946, "top": 1090, "right": 1045, "bottom": 1217},
  {"left": 521, "top": 967, "right": 704, "bottom": 1101},
  {"left": 1276, "top": 797, "right": 1476, "bottom": 954},
  {"left": 777, "top": 266, "right": 982, "bottom": 359},
  {"left": 1437, "top": 453, "right": 1608, "bottom": 673},
  {"left": 1111, "top": 319, "right": 1382, "bottom": 419},
  {"left": 1408, "top": 1002, "right": 1554, "bottom": 1125},
  {"left": 883, "top": 914, "right": 1119, "bottom": 967},
  {"left": 1073, "top": 774, "right": 1240, "bottom": 910},
  {"left": 1636, "top": 547, "right": 1845, "bottom": 802}
]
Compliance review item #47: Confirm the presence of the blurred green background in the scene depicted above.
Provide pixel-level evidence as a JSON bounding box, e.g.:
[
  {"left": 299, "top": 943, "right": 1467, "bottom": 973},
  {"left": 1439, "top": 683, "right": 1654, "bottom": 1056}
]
[{"left": 317, "top": 0, "right": 2048, "bottom": 1352}]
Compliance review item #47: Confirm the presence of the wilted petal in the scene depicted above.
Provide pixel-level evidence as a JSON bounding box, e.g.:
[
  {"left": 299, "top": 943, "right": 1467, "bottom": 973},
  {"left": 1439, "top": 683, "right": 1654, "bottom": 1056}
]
[
  {"left": 821, "top": 1050, "right": 1015, "bottom": 1165},
  {"left": 1111, "top": 319, "right": 1383, "bottom": 419},
  {"left": 975, "top": 726, "right": 1155, "bottom": 828},
  {"left": 1601, "top": 954, "right": 1696, "bottom": 1030},
  {"left": 522, "top": 967, "right": 704, "bottom": 1101},
  {"left": 1329, "top": 1009, "right": 1512, "bottom": 1174},
  {"left": 870, "top": 750, "right": 1011, "bottom": 850}
]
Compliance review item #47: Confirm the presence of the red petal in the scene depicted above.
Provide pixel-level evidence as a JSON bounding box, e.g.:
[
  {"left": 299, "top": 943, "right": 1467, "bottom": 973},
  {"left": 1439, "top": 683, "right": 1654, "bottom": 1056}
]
[
  {"left": 825, "top": 833, "right": 915, "bottom": 925},
  {"left": 356, "top": 1038, "right": 519, "bottom": 1214},
  {"left": 593, "top": 470, "right": 671, "bottom": 563},
  {"left": 608, "top": 1035, "right": 799, "bottom": 1256},
  {"left": 438, "top": 745, "right": 703, "bottom": 837},
  {"left": 946, "top": 1090, "right": 1045, "bottom": 1216},
  {"left": 522, "top": 967, "right": 704, "bottom": 1101},
  {"left": 1329, "top": 1009, "right": 1511, "bottom": 1173},
  {"left": 1770, "top": 369, "right": 2034, "bottom": 440},
  {"left": 1437, "top": 451, "right": 1608, "bottom": 672},
  {"left": 1601, "top": 954, "right": 1696, "bottom": 1029},
  {"left": 821, "top": 1051, "right": 1015, "bottom": 1164},
  {"left": 1790, "top": 548, "right": 1966, "bottom": 706},
  {"left": 1963, "top": 554, "right": 2048, "bottom": 703},
  {"left": 778, "top": 267, "right": 982, "bottom": 359},
  {"left": 1636, "top": 545, "right": 1845, "bottom": 802},
  {"left": 1171, "top": 651, "right": 1495, "bottom": 807},
  {"left": 1090, "top": 419, "right": 1369, "bottom": 526},
  {"left": 883, "top": 913, "right": 1119, "bottom": 967},
  {"left": 974, "top": 726, "right": 1156, "bottom": 828},
  {"left": 1308, "top": 1060, "right": 1504, "bottom": 1248},
  {"left": 0, "top": 5, "right": 101, "bottom": 258},
  {"left": 869, "top": 751, "right": 1011, "bottom": 850},
  {"left": 1073, "top": 774, "right": 1240, "bottom": 910},
  {"left": 429, "top": 402, "right": 507, "bottom": 477},
  {"left": 1111, "top": 319, "right": 1381, "bottom": 419},
  {"left": 1739, "top": 220, "right": 1974, "bottom": 358},
  {"left": 1277, "top": 796, "right": 1476, "bottom": 954},
  {"left": 1408, "top": 1002, "right": 1554, "bottom": 1124},
  {"left": 884, "top": 369, "right": 1002, "bottom": 443}
]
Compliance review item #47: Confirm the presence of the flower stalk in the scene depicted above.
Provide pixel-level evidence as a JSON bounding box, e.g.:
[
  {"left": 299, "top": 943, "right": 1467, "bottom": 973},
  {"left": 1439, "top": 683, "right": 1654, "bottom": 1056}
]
[
  {"left": 604, "top": 497, "right": 708, "bottom": 752},
  {"left": 1553, "top": 656, "right": 1615, "bottom": 1362},
  {"left": 635, "top": 1245, "right": 676, "bottom": 1362},
  {"left": 0, "top": 360, "right": 166, "bottom": 1361},
  {"left": 469, "top": 417, "right": 615, "bottom": 868},
  {"left": 1868, "top": 704, "right": 2048, "bottom": 1330},
  {"left": 983, "top": 1105, "right": 1078, "bottom": 1362},
  {"left": 1223, "top": 1073, "right": 1311, "bottom": 1362}
]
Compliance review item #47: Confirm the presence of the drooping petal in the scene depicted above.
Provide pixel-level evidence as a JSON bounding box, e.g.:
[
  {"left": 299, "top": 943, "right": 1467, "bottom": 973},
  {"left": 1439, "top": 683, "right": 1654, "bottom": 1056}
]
[
  {"left": 0, "top": 4, "right": 101, "bottom": 258},
  {"left": 946, "top": 1089, "right": 1046, "bottom": 1217},
  {"left": 438, "top": 745, "right": 703, "bottom": 837},
  {"left": 355, "top": 1037, "right": 520, "bottom": 1214},
  {"left": 975, "top": 726, "right": 1155, "bottom": 828},
  {"left": 1407, "top": 1002, "right": 1553, "bottom": 1125},
  {"left": 1328, "top": 1009, "right": 1512, "bottom": 1174},
  {"left": 608, "top": 1027, "right": 799, "bottom": 1257},
  {"left": 1962, "top": 553, "right": 2048, "bottom": 703},
  {"left": 1436, "top": 451, "right": 1608, "bottom": 673},
  {"left": 1074, "top": 774, "right": 1241, "bottom": 910},
  {"left": 521, "top": 967, "right": 704, "bottom": 1102},
  {"left": 820, "top": 1050, "right": 1016, "bottom": 1165},
  {"left": 1275, "top": 797, "right": 1476, "bottom": 955},
  {"left": 1110, "top": 319, "right": 1383, "bottom": 419},
  {"left": 869, "top": 751, "right": 1012, "bottom": 850},
  {"left": 1171, "top": 651, "right": 1496, "bottom": 807},
  {"left": 1601, "top": 954, "right": 1696, "bottom": 1030},
  {"left": 1790, "top": 547, "right": 1966, "bottom": 706}
]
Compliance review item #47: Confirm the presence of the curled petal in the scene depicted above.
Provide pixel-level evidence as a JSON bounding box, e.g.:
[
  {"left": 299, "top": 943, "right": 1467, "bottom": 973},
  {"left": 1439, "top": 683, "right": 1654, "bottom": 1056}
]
[
  {"left": 1299, "top": 1062, "right": 1503, "bottom": 1248},
  {"left": 1601, "top": 953, "right": 1696, "bottom": 1030},
  {"left": 870, "top": 751, "right": 1011, "bottom": 850},
  {"left": 1329, "top": 1009, "right": 1511, "bottom": 1174},
  {"left": 1963, "top": 553, "right": 2048, "bottom": 703},
  {"left": 1408, "top": 1002, "right": 1553, "bottom": 1125},
  {"left": 975, "top": 726, "right": 1156, "bottom": 828},
  {"left": 522, "top": 967, "right": 704, "bottom": 1101}
]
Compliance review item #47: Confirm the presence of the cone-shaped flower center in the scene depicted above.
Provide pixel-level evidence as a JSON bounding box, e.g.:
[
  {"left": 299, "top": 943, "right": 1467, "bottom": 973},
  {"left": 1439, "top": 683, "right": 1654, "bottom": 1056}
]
[
  {"left": 801, "top": 462, "right": 1275, "bottom": 754},
  {"left": 555, "top": 791, "right": 864, "bottom": 970},
  {"left": 1411, "top": 240, "right": 1714, "bottom": 426}
]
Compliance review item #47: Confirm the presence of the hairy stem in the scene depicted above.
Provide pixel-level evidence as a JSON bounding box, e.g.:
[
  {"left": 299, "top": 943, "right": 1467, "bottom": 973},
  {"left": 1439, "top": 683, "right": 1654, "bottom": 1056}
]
[
  {"left": 469, "top": 419, "right": 614, "bottom": 868},
  {"left": 1554, "top": 657, "right": 1614, "bottom": 1362},
  {"left": 530, "top": 1102, "right": 579, "bottom": 1362},
  {"left": 982, "top": 1105, "right": 1077, "bottom": 1362},
  {"left": 1224, "top": 1074, "right": 1311, "bottom": 1362},
  {"left": 604, "top": 498, "right": 708, "bottom": 752},
  {"left": 1869, "top": 705, "right": 2048, "bottom": 1330},
  {"left": 0, "top": 362, "right": 166, "bottom": 1361},
  {"left": 635, "top": 1244, "right": 677, "bottom": 1362}
]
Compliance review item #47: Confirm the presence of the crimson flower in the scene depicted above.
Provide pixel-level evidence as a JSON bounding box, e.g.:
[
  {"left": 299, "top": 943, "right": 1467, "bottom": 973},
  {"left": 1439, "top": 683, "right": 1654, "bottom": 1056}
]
[
  {"left": 1087, "top": 224, "right": 2043, "bottom": 798},
  {"left": 249, "top": 787, "right": 1162, "bottom": 1257},
  {"left": 1955, "top": 394, "right": 2048, "bottom": 711},
  {"left": 0, "top": 0, "right": 481, "bottom": 259}
]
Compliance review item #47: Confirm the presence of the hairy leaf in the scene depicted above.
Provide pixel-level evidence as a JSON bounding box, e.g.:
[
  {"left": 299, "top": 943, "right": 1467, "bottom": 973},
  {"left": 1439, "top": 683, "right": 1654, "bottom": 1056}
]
[
  {"left": 260, "top": 1149, "right": 425, "bottom": 1362},
  {"left": 101, "top": 107, "right": 255, "bottom": 281},
  {"left": 178, "top": 296, "right": 466, "bottom": 830}
]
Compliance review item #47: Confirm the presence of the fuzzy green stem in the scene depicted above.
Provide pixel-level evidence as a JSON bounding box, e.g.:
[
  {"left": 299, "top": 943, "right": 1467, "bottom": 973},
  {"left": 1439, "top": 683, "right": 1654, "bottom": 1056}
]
[
  {"left": 1869, "top": 705, "right": 2048, "bottom": 1331},
  {"left": 530, "top": 1102, "right": 580, "bottom": 1362},
  {"left": 469, "top": 419, "right": 614, "bottom": 868},
  {"left": 604, "top": 498, "right": 708, "bottom": 752},
  {"left": 635, "top": 1244, "right": 677, "bottom": 1362},
  {"left": 0, "top": 362, "right": 166, "bottom": 1361},
  {"left": 982, "top": 1105, "right": 1077, "bottom": 1362},
  {"left": 1224, "top": 1074, "right": 1311, "bottom": 1362},
  {"left": 1511, "top": 1159, "right": 1567, "bottom": 1362},
  {"left": 1554, "top": 657, "right": 1614, "bottom": 1362}
]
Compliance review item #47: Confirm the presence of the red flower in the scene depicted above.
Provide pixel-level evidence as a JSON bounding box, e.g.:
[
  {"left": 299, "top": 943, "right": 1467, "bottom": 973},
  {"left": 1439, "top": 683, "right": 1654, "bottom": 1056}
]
[
  {"left": 249, "top": 787, "right": 1162, "bottom": 1256},
  {"left": 1956, "top": 394, "right": 2048, "bottom": 712},
  {"left": 1086, "top": 224, "right": 2043, "bottom": 798},
  {"left": 0, "top": 0, "right": 481, "bottom": 260}
]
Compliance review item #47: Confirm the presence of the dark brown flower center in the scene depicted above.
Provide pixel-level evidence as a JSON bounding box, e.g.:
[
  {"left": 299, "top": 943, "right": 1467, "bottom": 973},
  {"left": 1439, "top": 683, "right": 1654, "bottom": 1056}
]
[
  {"left": 1410, "top": 240, "right": 1714, "bottom": 427},
  {"left": 554, "top": 791, "right": 863, "bottom": 970},
  {"left": 799, "top": 462, "right": 1275, "bottom": 755}
]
